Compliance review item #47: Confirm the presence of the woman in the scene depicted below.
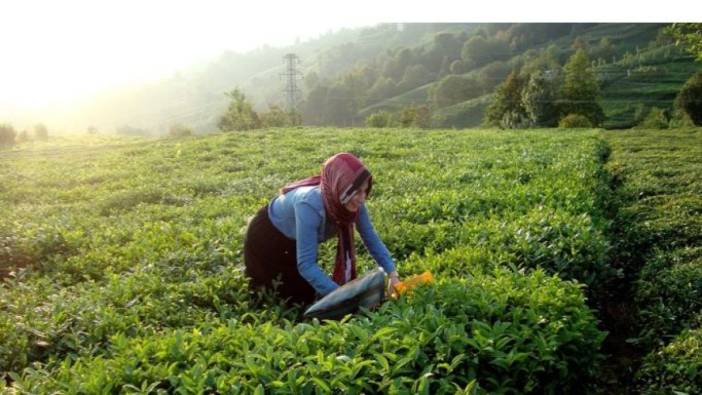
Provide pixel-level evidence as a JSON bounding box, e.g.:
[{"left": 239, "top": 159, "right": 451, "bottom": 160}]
[{"left": 244, "top": 152, "right": 400, "bottom": 305}]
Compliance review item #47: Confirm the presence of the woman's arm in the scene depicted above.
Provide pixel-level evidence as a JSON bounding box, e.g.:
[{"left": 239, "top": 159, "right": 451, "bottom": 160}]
[
  {"left": 356, "top": 204, "right": 397, "bottom": 275},
  {"left": 294, "top": 201, "right": 339, "bottom": 296}
]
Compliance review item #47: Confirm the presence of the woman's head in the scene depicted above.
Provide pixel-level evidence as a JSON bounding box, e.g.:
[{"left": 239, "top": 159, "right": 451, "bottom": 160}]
[{"left": 322, "top": 153, "right": 372, "bottom": 218}]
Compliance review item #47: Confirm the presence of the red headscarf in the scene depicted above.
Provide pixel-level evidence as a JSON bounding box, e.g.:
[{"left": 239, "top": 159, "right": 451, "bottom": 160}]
[{"left": 281, "top": 153, "right": 372, "bottom": 285}]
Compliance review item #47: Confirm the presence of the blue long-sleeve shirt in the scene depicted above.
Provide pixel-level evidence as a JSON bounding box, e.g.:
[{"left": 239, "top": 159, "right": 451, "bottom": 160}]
[{"left": 268, "top": 186, "right": 396, "bottom": 295}]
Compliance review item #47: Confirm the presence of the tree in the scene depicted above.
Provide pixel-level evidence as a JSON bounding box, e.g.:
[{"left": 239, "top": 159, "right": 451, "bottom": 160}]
[
  {"left": 522, "top": 71, "right": 560, "bottom": 127},
  {"left": 561, "top": 49, "right": 604, "bottom": 126},
  {"left": 675, "top": 72, "right": 702, "bottom": 126},
  {"left": 594, "top": 37, "right": 616, "bottom": 62},
  {"left": 0, "top": 123, "right": 16, "bottom": 146},
  {"left": 432, "top": 32, "right": 462, "bottom": 59},
  {"left": 218, "top": 89, "right": 261, "bottom": 131},
  {"left": 438, "top": 56, "right": 451, "bottom": 77},
  {"left": 367, "top": 77, "right": 397, "bottom": 103},
  {"left": 571, "top": 37, "right": 589, "bottom": 52},
  {"left": 449, "top": 60, "right": 466, "bottom": 75},
  {"left": 484, "top": 70, "right": 529, "bottom": 128},
  {"left": 398, "top": 64, "right": 432, "bottom": 91},
  {"left": 431, "top": 75, "right": 484, "bottom": 108},
  {"left": 461, "top": 36, "right": 511, "bottom": 69},
  {"left": 478, "top": 61, "right": 511, "bottom": 91},
  {"left": 34, "top": 123, "right": 48, "bottom": 141},
  {"left": 665, "top": 23, "right": 702, "bottom": 61},
  {"left": 302, "top": 85, "right": 330, "bottom": 125}
]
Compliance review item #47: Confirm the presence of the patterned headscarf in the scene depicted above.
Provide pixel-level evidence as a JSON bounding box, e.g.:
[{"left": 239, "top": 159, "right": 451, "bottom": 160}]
[{"left": 281, "top": 153, "right": 372, "bottom": 285}]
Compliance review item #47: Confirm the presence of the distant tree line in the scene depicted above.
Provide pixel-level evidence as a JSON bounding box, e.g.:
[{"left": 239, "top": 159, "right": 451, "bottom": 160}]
[
  {"left": 0, "top": 123, "right": 50, "bottom": 146},
  {"left": 301, "top": 24, "right": 580, "bottom": 126},
  {"left": 219, "top": 23, "right": 701, "bottom": 130}
]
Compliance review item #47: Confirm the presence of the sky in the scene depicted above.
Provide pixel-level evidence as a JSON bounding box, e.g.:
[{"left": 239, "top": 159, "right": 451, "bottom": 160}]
[{"left": 0, "top": 0, "right": 697, "bottom": 112}]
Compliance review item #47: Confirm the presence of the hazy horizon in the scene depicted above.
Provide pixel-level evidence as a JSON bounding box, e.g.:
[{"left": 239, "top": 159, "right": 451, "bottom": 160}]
[
  {"left": 0, "top": 1, "right": 387, "bottom": 115},
  {"left": 0, "top": 1, "right": 691, "bottom": 132}
]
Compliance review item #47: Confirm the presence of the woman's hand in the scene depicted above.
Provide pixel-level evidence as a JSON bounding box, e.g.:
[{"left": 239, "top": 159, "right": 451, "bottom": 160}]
[{"left": 387, "top": 271, "right": 401, "bottom": 297}]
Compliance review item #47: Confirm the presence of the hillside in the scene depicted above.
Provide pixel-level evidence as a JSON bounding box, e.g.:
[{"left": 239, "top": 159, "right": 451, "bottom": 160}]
[{"left": 28, "top": 23, "right": 698, "bottom": 134}]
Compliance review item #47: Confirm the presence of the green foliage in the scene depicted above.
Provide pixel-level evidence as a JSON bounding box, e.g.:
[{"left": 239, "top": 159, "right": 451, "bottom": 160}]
[
  {"left": 217, "top": 89, "right": 261, "bottom": 131},
  {"left": 484, "top": 71, "right": 529, "bottom": 128},
  {"left": 368, "top": 77, "right": 398, "bottom": 103},
  {"left": 259, "top": 106, "right": 302, "bottom": 128},
  {"left": 637, "top": 328, "right": 702, "bottom": 394},
  {"left": 665, "top": 23, "right": 702, "bottom": 61},
  {"left": 397, "top": 105, "right": 431, "bottom": 128},
  {"left": 604, "top": 129, "right": 702, "bottom": 390},
  {"left": 593, "top": 37, "right": 616, "bottom": 62},
  {"left": 635, "top": 107, "right": 669, "bottom": 129},
  {"left": 674, "top": 72, "right": 702, "bottom": 126},
  {"left": 365, "top": 111, "right": 394, "bottom": 128},
  {"left": 431, "top": 75, "right": 484, "bottom": 108},
  {"left": 365, "top": 106, "right": 431, "bottom": 129},
  {"left": 0, "top": 128, "right": 613, "bottom": 391},
  {"left": 562, "top": 49, "right": 605, "bottom": 126},
  {"left": 477, "top": 61, "right": 511, "bottom": 91},
  {"left": 522, "top": 71, "right": 560, "bottom": 127},
  {"left": 558, "top": 114, "right": 593, "bottom": 128},
  {"left": 635, "top": 249, "right": 702, "bottom": 349},
  {"left": 461, "top": 36, "right": 511, "bottom": 69},
  {"left": 12, "top": 272, "right": 605, "bottom": 394},
  {"left": 432, "top": 94, "right": 493, "bottom": 129},
  {"left": 0, "top": 123, "right": 16, "bottom": 146},
  {"left": 398, "top": 64, "right": 432, "bottom": 92}
]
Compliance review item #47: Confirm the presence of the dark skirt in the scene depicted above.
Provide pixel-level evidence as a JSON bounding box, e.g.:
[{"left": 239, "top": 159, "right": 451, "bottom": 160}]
[{"left": 244, "top": 205, "right": 316, "bottom": 305}]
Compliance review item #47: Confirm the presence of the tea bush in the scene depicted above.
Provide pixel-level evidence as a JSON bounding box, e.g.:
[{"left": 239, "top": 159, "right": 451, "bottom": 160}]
[
  {"left": 637, "top": 328, "right": 702, "bottom": 394},
  {"left": 604, "top": 129, "right": 702, "bottom": 391},
  {"left": 11, "top": 271, "right": 604, "bottom": 394},
  {"left": 1, "top": 128, "right": 612, "bottom": 389}
]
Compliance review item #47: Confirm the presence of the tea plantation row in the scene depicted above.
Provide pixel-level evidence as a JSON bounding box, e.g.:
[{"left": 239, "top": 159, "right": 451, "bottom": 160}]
[
  {"left": 604, "top": 129, "right": 702, "bottom": 393},
  {"left": 2, "top": 128, "right": 612, "bottom": 392}
]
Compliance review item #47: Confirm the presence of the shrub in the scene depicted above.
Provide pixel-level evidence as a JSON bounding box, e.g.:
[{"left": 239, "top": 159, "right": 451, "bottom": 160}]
[
  {"left": 634, "top": 249, "right": 702, "bottom": 348},
  {"left": 636, "top": 107, "right": 669, "bottom": 129},
  {"left": 365, "top": 111, "right": 394, "bottom": 128},
  {"left": 218, "top": 88, "right": 261, "bottom": 131},
  {"left": 13, "top": 271, "right": 606, "bottom": 394},
  {"left": 259, "top": 106, "right": 301, "bottom": 128},
  {"left": 637, "top": 328, "right": 702, "bottom": 394},
  {"left": 559, "top": 113, "right": 593, "bottom": 128},
  {"left": 675, "top": 72, "right": 702, "bottom": 126},
  {"left": 0, "top": 123, "right": 16, "bottom": 146},
  {"left": 398, "top": 105, "right": 431, "bottom": 128}
]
